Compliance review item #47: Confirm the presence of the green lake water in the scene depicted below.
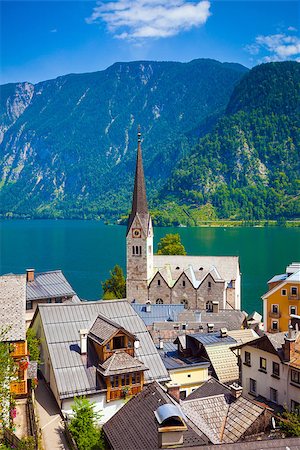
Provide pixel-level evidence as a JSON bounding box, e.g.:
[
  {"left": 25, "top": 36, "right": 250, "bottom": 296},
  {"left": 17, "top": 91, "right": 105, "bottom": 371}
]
[{"left": 0, "top": 220, "right": 299, "bottom": 315}]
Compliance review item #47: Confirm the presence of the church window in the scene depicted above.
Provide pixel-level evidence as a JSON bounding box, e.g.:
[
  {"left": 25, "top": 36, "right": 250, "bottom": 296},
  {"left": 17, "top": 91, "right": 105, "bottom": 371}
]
[
  {"left": 183, "top": 280, "right": 186, "bottom": 287},
  {"left": 139, "top": 246, "right": 142, "bottom": 255},
  {"left": 156, "top": 298, "right": 163, "bottom": 304},
  {"left": 206, "top": 301, "right": 213, "bottom": 312},
  {"left": 136, "top": 246, "right": 139, "bottom": 255},
  {"left": 158, "top": 279, "right": 161, "bottom": 286},
  {"left": 181, "top": 299, "right": 188, "bottom": 309},
  {"left": 176, "top": 266, "right": 180, "bottom": 270},
  {"left": 132, "top": 246, "right": 135, "bottom": 255},
  {"left": 199, "top": 267, "right": 203, "bottom": 271},
  {"left": 208, "top": 282, "right": 211, "bottom": 288}
]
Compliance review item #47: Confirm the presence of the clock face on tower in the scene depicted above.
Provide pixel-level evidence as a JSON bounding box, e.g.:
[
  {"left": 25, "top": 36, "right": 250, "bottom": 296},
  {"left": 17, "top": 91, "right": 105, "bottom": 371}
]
[{"left": 132, "top": 228, "right": 142, "bottom": 238}]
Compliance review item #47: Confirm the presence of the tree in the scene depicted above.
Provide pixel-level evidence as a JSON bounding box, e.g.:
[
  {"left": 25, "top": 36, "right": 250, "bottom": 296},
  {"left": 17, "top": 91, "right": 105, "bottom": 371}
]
[
  {"left": 101, "top": 265, "right": 126, "bottom": 300},
  {"left": 68, "top": 397, "right": 104, "bottom": 450},
  {"left": 279, "top": 410, "right": 300, "bottom": 437},
  {"left": 157, "top": 233, "right": 187, "bottom": 255},
  {"left": 26, "top": 328, "right": 40, "bottom": 363},
  {"left": 0, "top": 327, "right": 17, "bottom": 428}
]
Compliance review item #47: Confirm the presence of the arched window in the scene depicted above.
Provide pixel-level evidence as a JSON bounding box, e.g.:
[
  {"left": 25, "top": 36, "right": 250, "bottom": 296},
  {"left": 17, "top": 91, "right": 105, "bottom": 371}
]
[
  {"left": 183, "top": 280, "right": 186, "bottom": 288},
  {"left": 132, "top": 246, "right": 135, "bottom": 255},
  {"left": 156, "top": 298, "right": 164, "bottom": 304},
  {"left": 206, "top": 301, "right": 213, "bottom": 312},
  {"left": 158, "top": 279, "right": 161, "bottom": 286},
  {"left": 139, "top": 246, "right": 142, "bottom": 255},
  {"left": 136, "top": 245, "right": 139, "bottom": 255},
  {"left": 181, "top": 299, "right": 188, "bottom": 309}
]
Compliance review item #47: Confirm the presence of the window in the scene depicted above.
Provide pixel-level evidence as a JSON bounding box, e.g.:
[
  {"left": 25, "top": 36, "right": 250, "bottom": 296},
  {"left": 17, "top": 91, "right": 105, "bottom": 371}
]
[
  {"left": 281, "top": 289, "right": 287, "bottom": 296},
  {"left": 125, "top": 374, "right": 130, "bottom": 385},
  {"left": 208, "top": 282, "right": 211, "bottom": 288},
  {"left": 182, "top": 323, "right": 187, "bottom": 330},
  {"left": 270, "top": 387, "right": 278, "bottom": 404},
  {"left": 106, "top": 342, "right": 110, "bottom": 351},
  {"left": 228, "top": 280, "right": 233, "bottom": 288},
  {"left": 291, "top": 400, "right": 300, "bottom": 414},
  {"left": 26, "top": 301, "right": 33, "bottom": 310},
  {"left": 180, "top": 391, "right": 187, "bottom": 400},
  {"left": 47, "top": 299, "right": 52, "bottom": 304},
  {"left": 250, "top": 378, "right": 257, "bottom": 395},
  {"left": 181, "top": 299, "right": 188, "bottom": 309},
  {"left": 260, "top": 357, "right": 267, "bottom": 372},
  {"left": 206, "top": 301, "right": 213, "bottom": 312},
  {"left": 135, "top": 373, "right": 141, "bottom": 384},
  {"left": 128, "top": 340, "right": 133, "bottom": 348},
  {"left": 291, "top": 369, "right": 300, "bottom": 385},
  {"left": 183, "top": 280, "right": 186, "bottom": 287},
  {"left": 272, "top": 304, "right": 279, "bottom": 314},
  {"left": 157, "top": 279, "right": 161, "bottom": 286},
  {"left": 132, "top": 373, "right": 136, "bottom": 384},
  {"left": 290, "top": 306, "right": 297, "bottom": 315},
  {"left": 55, "top": 297, "right": 62, "bottom": 303},
  {"left": 111, "top": 376, "right": 119, "bottom": 388},
  {"left": 132, "top": 246, "right": 135, "bottom": 255},
  {"left": 244, "top": 351, "right": 251, "bottom": 366},
  {"left": 113, "top": 335, "right": 125, "bottom": 349},
  {"left": 121, "top": 375, "right": 126, "bottom": 386},
  {"left": 156, "top": 298, "right": 163, "bottom": 304},
  {"left": 272, "top": 321, "right": 278, "bottom": 331},
  {"left": 272, "top": 362, "right": 280, "bottom": 378},
  {"left": 291, "top": 287, "right": 298, "bottom": 296}
]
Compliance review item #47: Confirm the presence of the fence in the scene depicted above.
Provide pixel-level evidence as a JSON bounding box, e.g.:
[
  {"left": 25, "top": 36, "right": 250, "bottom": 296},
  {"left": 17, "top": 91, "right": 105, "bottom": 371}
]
[
  {"left": 27, "top": 393, "right": 39, "bottom": 449},
  {"left": 4, "top": 427, "right": 21, "bottom": 448}
]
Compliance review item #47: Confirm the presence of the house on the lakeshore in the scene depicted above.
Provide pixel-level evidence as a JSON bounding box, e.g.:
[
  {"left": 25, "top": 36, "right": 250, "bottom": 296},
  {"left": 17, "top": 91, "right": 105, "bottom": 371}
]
[
  {"left": 132, "top": 302, "right": 248, "bottom": 343},
  {"left": 31, "top": 299, "right": 169, "bottom": 423},
  {"left": 25, "top": 268, "right": 80, "bottom": 323},
  {"left": 126, "top": 131, "right": 241, "bottom": 310},
  {"left": 0, "top": 274, "right": 30, "bottom": 396},
  {"left": 234, "top": 327, "right": 300, "bottom": 412},
  {"left": 262, "top": 262, "right": 300, "bottom": 333}
]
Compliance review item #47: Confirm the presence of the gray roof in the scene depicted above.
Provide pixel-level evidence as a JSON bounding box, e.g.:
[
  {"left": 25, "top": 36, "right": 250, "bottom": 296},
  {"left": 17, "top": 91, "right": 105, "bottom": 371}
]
[
  {"left": 132, "top": 304, "right": 185, "bottom": 325},
  {"left": 0, "top": 274, "right": 26, "bottom": 341},
  {"left": 186, "top": 378, "right": 230, "bottom": 401},
  {"left": 36, "top": 300, "right": 169, "bottom": 399},
  {"left": 189, "top": 332, "right": 237, "bottom": 346},
  {"left": 89, "top": 314, "right": 135, "bottom": 345},
  {"left": 98, "top": 350, "right": 147, "bottom": 376},
  {"left": 158, "top": 342, "right": 209, "bottom": 371},
  {"left": 27, "top": 270, "right": 75, "bottom": 300}
]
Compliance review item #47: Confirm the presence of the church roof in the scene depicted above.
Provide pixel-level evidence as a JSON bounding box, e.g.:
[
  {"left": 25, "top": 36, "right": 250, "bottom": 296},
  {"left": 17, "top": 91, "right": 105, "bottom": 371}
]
[
  {"left": 152, "top": 255, "right": 239, "bottom": 287},
  {"left": 127, "top": 131, "right": 149, "bottom": 234}
]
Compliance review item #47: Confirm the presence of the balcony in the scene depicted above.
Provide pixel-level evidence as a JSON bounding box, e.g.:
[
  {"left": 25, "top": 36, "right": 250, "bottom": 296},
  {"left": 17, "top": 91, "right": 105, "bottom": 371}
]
[
  {"left": 288, "top": 294, "right": 300, "bottom": 301},
  {"left": 10, "top": 380, "right": 27, "bottom": 395},
  {"left": 269, "top": 311, "right": 281, "bottom": 319},
  {"left": 11, "top": 341, "right": 27, "bottom": 358}
]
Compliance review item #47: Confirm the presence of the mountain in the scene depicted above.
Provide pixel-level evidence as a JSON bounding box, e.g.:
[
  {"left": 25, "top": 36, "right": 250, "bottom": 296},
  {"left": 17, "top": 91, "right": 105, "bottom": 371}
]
[
  {"left": 155, "top": 61, "right": 300, "bottom": 225},
  {"left": 0, "top": 59, "right": 247, "bottom": 219}
]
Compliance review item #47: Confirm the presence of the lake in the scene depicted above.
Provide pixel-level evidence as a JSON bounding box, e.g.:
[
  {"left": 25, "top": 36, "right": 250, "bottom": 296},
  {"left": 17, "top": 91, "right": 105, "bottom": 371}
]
[{"left": 0, "top": 220, "right": 299, "bottom": 315}]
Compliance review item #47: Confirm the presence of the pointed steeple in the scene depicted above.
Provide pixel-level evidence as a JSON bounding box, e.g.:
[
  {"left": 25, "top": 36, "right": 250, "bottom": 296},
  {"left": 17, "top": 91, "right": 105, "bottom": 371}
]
[{"left": 127, "top": 128, "right": 149, "bottom": 234}]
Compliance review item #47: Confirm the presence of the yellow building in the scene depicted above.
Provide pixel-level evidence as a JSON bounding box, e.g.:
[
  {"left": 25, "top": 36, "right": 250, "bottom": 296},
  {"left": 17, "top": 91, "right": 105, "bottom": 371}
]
[{"left": 262, "top": 263, "right": 300, "bottom": 333}]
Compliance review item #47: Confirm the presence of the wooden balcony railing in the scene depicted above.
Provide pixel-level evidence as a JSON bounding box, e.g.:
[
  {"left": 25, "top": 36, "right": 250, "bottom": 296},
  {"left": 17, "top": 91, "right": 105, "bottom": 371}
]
[
  {"left": 269, "top": 312, "right": 281, "bottom": 318},
  {"left": 10, "top": 380, "right": 27, "bottom": 395},
  {"left": 288, "top": 294, "right": 300, "bottom": 301},
  {"left": 11, "top": 341, "right": 27, "bottom": 358}
]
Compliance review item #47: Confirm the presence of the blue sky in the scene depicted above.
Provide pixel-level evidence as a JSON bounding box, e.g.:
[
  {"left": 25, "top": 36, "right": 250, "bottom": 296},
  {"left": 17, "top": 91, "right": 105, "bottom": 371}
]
[{"left": 1, "top": 1, "right": 299, "bottom": 84}]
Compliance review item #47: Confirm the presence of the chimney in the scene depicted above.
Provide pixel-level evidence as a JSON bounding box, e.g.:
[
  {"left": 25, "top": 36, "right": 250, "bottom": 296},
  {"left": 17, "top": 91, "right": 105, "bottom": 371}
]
[
  {"left": 134, "top": 339, "right": 140, "bottom": 349},
  {"left": 229, "top": 382, "right": 243, "bottom": 399},
  {"left": 79, "top": 329, "right": 88, "bottom": 354},
  {"left": 159, "top": 339, "right": 164, "bottom": 350},
  {"left": 282, "top": 326, "right": 296, "bottom": 361},
  {"left": 155, "top": 404, "right": 187, "bottom": 449},
  {"left": 207, "top": 323, "right": 214, "bottom": 333},
  {"left": 146, "top": 302, "right": 151, "bottom": 313},
  {"left": 212, "top": 301, "right": 219, "bottom": 313},
  {"left": 166, "top": 382, "right": 180, "bottom": 402},
  {"left": 220, "top": 328, "right": 228, "bottom": 338},
  {"left": 26, "top": 269, "right": 35, "bottom": 282}
]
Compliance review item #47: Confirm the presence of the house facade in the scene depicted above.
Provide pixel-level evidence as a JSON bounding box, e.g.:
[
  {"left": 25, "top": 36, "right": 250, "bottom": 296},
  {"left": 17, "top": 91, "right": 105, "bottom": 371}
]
[
  {"left": 236, "top": 329, "right": 300, "bottom": 412},
  {"left": 126, "top": 131, "right": 241, "bottom": 310},
  {"left": 262, "top": 263, "right": 300, "bottom": 333}
]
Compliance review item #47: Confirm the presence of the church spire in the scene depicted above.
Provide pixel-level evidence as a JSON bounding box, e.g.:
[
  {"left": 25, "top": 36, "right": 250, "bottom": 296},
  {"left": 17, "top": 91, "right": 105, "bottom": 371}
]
[{"left": 127, "top": 128, "right": 148, "bottom": 234}]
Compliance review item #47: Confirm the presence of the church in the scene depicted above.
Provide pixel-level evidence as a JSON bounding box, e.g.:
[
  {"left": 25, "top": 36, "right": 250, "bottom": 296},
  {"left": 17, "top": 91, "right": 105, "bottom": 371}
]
[{"left": 126, "top": 131, "right": 241, "bottom": 311}]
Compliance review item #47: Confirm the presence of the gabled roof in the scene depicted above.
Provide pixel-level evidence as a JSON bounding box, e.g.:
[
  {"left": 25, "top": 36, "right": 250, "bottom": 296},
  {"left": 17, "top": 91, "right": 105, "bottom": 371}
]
[
  {"left": 233, "top": 333, "right": 286, "bottom": 361},
  {"left": 103, "top": 382, "right": 210, "bottom": 450},
  {"left": 263, "top": 270, "right": 300, "bottom": 299},
  {"left": 98, "top": 350, "right": 147, "bottom": 376},
  {"left": 182, "top": 378, "right": 265, "bottom": 444},
  {"left": 34, "top": 300, "right": 169, "bottom": 399},
  {"left": 27, "top": 270, "right": 76, "bottom": 300},
  {"left": 0, "top": 274, "right": 26, "bottom": 342},
  {"left": 88, "top": 314, "right": 136, "bottom": 345}
]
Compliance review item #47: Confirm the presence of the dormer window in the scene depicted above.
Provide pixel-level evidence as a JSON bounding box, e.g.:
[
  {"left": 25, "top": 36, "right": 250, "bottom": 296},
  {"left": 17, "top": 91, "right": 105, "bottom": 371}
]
[{"left": 113, "top": 335, "right": 125, "bottom": 349}]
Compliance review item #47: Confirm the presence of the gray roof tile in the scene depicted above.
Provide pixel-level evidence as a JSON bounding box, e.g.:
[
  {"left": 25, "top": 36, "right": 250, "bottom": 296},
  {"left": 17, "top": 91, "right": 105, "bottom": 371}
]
[{"left": 0, "top": 274, "right": 26, "bottom": 341}]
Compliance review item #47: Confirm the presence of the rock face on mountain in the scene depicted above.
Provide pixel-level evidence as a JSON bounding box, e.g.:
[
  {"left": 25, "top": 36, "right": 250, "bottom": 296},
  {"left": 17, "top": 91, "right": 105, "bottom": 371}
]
[
  {"left": 157, "top": 61, "right": 300, "bottom": 224},
  {"left": 0, "top": 59, "right": 247, "bottom": 219}
]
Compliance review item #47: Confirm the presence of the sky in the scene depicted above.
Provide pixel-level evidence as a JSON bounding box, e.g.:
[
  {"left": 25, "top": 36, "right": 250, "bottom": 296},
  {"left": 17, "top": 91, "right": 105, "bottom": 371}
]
[{"left": 1, "top": 0, "right": 299, "bottom": 84}]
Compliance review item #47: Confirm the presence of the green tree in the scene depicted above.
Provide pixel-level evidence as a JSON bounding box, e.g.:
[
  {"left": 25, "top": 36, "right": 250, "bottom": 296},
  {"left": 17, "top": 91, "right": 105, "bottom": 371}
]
[
  {"left": 101, "top": 265, "right": 126, "bottom": 300},
  {"left": 26, "top": 328, "right": 40, "bottom": 362},
  {"left": 157, "top": 233, "right": 187, "bottom": 255},
  {"left": 68, "top": 397, "right": 104, "bottom": 450},
  {"left": 279, "top": 410, "right": 300, "bottom": 437}
]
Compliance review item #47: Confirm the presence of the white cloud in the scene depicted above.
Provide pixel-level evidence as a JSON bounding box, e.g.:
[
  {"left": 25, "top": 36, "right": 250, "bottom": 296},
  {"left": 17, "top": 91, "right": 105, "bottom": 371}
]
[
  {"left": 86, "top": 0, "right": 211, "bottom": 39},
  {"left": 246, "top": 30, "right": 300, "bottom": 63},
  {"left": 288, "top": 26, "right": 297, "bottom": 32}
]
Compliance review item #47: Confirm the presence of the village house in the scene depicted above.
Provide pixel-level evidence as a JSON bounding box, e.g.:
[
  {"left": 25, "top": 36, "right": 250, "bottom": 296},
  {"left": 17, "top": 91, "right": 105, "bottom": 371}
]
[
  {"left": 235, "top": 327, "right": 300, "bottom": 412},
  {"left": 25, "top": 268, "right": 80, "bottom": 324},
  {"left": 262, "top": 262, "right": 300, "bottom": 333},
  {"left": 0, "top": 274, "right": 29, "bottom": 396},
  {"left": 30, "top": 299, "right": 169, "bottom": 423},
  {"left": 126, "top": 131, "right": 241, "bottom": 310}
]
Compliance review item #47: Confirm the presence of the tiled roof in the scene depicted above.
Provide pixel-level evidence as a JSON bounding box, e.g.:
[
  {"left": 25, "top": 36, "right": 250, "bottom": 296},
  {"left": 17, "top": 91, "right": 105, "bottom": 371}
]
[
  {"left": 35, "top": 300, "right": 169, "bottom": 399},
  {"left": 27, "top": 270, "right": 76, "bottom": 300},
  {"left": 182, "top": 379, "right": 265, "bottom": 444},
  {"left": 0, "top": 274, "right": 26, "bottom": 341},
  {"left": 205, "top": 345, "right": 239, "bottom": 383},
  {"left": 228, "top": 329, "right": 258, "bottom": 344},
  {"left": 103, "top": 382, "right": 210, "bottom": 450},
  {"left": 98, "top": 350, "right": 147, "bottom": 376},
  {"left": 132, "top": 304, "right": 185, "bottom": 326}
]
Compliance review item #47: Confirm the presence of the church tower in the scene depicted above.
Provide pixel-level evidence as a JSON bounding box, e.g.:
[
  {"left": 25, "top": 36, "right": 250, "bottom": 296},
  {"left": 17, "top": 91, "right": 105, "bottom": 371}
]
[{"left": 126, "top": 130, "right": 153, "bottom": 302}]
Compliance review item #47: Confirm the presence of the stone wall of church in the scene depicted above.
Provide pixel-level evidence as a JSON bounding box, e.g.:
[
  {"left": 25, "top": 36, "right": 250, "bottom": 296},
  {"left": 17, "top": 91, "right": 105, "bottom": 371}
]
[
  {"left": 171, "top": 273, "right": 197, "bottom": 309},
  {"left": 148, "top": 273, "right": 171, "bottom": 304},
  {"left": 196, "top": 274, "right": 225, "bottom": 310},
  {"left": 226, "top": 286, "right": 236, "bottom": 309}
]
